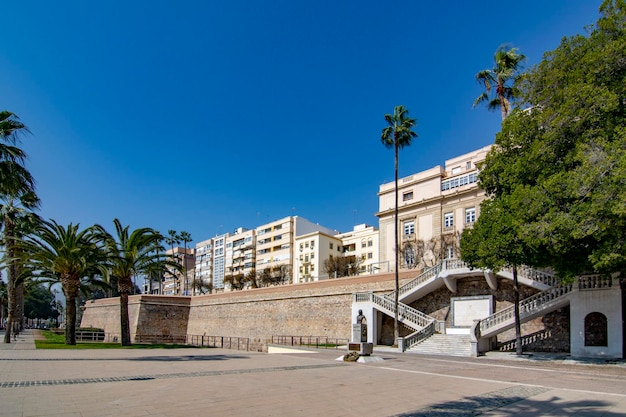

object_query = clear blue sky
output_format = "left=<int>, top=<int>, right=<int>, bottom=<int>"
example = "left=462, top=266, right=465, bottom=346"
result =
left=1, top=0, right=601, bottom=246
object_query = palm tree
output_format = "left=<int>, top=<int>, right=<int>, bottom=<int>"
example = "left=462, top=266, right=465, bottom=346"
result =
left=473, top=46, right=526, bottom=121
left=96, top=219, right=180, bottom=346
left=179, top=230, right=192, bottom=295
left=164, top=230, right=181, bottom=294
left=381, top=105, right=418, bottom=345
left=0, top=111, right=39, bottom=343
left=18, top=220, right=107, bottom=345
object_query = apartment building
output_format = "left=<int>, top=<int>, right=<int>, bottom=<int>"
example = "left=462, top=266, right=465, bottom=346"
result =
left=255, top=216, right=338, bottom=285
left=195, top=238, right=214, bottom=292
left=294, top=231, right=342, bottom=282
left=225, top=227, right=256, bottom=285
left=377, top=145, right=491, bottom=270
left=335, top=224, right=383, bottom=275
left=162, top=246, right=196, bottom=295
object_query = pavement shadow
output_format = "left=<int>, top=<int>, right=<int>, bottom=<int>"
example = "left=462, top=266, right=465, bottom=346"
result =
left=394, top=390, right=620, bottom=416
left=129, top=354, right=250, bottom=361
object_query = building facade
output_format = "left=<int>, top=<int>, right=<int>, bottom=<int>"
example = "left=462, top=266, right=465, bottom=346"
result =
left=377, top=145, right=491, bottom=271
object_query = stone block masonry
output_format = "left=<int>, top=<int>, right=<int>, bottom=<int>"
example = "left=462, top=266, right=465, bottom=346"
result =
left=81, top=271, right=417, bottom=349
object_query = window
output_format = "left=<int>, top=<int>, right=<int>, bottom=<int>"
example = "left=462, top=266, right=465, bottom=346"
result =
left=446, top=246, right=454, bottom=259
left=465, top=207, right=476, bottom=224
left=466, top=161, right=472, bottom=170
left=444, top=212, right=454, bottom=228
left=367, top=252, right=373, bottom=259
left=403, top=191, right=414, bottom=201
left=329, top=243, right=333, bottom=250
left=361, top=240, right=367, bottom=248
left=368, top=239, right=373, bottom=247
left=403, top=220, right=415, bottom=236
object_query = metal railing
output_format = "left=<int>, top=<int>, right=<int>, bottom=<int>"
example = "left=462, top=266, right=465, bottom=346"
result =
left=75, top=331, right=105, bottom=342
left=186, top=334, right=252, bottom=351
left=271, top=335, right=349, bottom=350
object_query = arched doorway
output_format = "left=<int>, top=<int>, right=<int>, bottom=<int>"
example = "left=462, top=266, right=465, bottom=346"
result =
left=584, top=312, right=608, bottom=347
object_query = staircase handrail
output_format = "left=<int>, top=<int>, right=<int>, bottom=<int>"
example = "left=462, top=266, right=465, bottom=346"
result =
left=479, top=282, right=573, bottom=335
left=401, top=320, right=436, bottom=351
left=442, top=258, right=469, bottom=270
left=395, top=263, right=443, bottom=298
left=500, top=265, right=558, bottom=287
left=355, top=292, right=435, bottom=330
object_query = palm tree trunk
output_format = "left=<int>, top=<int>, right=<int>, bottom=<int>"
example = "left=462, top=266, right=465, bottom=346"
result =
left=119, top=276, right=133, bottom=346
left=120, top=293, right=131, bottom=345
left=3, top=223, right=18, bottom=343
left=394, top=140, right=400, bottom=345
left=3, top=280, right=15, bottom=343
left=65, top=293, right=77, bottom=345
left=513, top=265, right=523, bottom=355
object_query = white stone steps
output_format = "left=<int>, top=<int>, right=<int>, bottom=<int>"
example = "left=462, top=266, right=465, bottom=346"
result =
left=407, top=333, right=472, bottom=357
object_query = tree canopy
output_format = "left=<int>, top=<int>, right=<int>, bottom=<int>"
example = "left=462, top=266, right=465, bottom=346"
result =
left=463, top=0, right=626, bottom=279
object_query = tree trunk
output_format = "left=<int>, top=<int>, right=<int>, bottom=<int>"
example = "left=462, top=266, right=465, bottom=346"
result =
left=394, top=139, right=400, bottom=345
left=61, top=276, right=80, bottom=345
left=118, top=275, right=133, bottom=346
left=513, top=265, right=523, bottom=355
left=65, top=293, right=77, bottom=345
left=16, top=281, right=24, bottom=331
left=3, top=278, right=15, bottom=343
left=3, top=224, right=18, bottom=343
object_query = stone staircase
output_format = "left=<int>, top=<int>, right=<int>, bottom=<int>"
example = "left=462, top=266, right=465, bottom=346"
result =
left=407, top=334, right=472, bottom=357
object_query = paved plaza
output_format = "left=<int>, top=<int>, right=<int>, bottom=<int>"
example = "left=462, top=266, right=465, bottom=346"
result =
left=1, top=330, right=626, bottom=416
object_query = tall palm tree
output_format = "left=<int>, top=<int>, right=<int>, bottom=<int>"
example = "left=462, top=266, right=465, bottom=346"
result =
left=473, top=46, right=526, bottom=121
left=18, top=220, right=107, bottom=345
left=96, top=219, right=180, bottom=346
left=179, top=230, right=192, bottom=295
left=0, top=111, right=39, bottom=343
left=164, top=229, right=181, bottom=294
left=381, top=105, right=418, bottom=345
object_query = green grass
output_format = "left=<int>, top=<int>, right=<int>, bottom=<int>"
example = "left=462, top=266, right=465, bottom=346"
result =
left=35, top=330, right=200, bottom=349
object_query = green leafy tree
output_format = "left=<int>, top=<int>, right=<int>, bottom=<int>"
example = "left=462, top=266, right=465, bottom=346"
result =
left=477, top=0, right=626, bottom=279
left=18, top=220, right=107, bottom=344
left=24, top=283, right=57, bottom=324
left=381, top=105, right=418, bottom=344
left=473, top=46, right=526, bottom=121
left=462, top=0, right=626, bottom=354
left=96, top=219, right=182, bottom=346
left=461, top=194, right=531, bottom=355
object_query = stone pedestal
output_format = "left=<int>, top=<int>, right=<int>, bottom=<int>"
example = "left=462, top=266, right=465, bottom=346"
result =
left=352, top=324, right=367, bottom=343
left=347, top=342, right=373, bottom=356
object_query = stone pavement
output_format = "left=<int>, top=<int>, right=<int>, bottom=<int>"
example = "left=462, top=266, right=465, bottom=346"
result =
left=2, top=330, right=626, bottom=417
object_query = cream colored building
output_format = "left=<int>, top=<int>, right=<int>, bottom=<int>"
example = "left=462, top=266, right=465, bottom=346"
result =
left=377, top=145, right=491, bottom=270
left=294, top=231, right=342, bottom=282
left=255, top=216, right=338, bottom=285
left=162, top=247, right=196, bottom=295
left=335, top=224, right=383, bottom=275
left=224, top=227, right=256, bottom=288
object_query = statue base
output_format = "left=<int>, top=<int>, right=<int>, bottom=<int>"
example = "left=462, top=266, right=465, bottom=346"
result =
left=347, top=342, right=373, bottom=356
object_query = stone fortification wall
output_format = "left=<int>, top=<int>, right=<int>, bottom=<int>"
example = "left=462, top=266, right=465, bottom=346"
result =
left=81, top=271, right=416, bottom=347
left=186, top=272, right=414, bottom=345
left=80, top=296, right=191, bottom=343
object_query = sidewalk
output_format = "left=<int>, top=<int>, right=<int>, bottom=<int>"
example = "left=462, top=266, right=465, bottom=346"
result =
left=1, top=331, right=626, bottom=416
left=0, top=329, right=37, bottom=350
